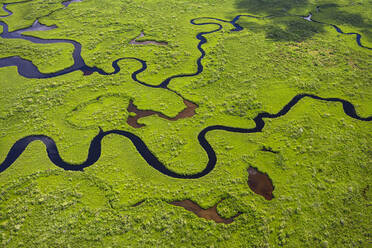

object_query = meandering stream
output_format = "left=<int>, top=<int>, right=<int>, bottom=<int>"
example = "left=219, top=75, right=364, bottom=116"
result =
left=302, top=11, right=372, bottom=50
left=0, top=94, right=370, bottom=177
left=1, top=3, right=369, bottom=82
left=0, top=4, right=12, bottom=18
left=0, top=3, right=371, bottom=181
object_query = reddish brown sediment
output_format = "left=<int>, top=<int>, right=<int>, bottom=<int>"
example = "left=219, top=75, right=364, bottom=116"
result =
left=170, top=199, right=242, bottom=224
left=247, top=166, right=274, bottom=200
left=130, top=32, right=168, bottom=46
left=127, top=99, right=197, bottom=128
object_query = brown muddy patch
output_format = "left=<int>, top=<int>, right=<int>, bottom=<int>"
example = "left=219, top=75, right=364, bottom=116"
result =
left=130, top=32, right=168, bottom=46
left=127, top=99, right=197, bottom=128
left=170, top=199, right=241, bottom=224
left=248, top=166, right=274, bottom=200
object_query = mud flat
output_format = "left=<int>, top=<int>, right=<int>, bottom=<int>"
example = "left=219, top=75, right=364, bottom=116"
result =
left=127, top=99, right=197, bottom=128
left=170, top=199, right=241, bottom=224
left=247, top=167, right=274, bottom=200
left=130, top=32, right=168, bottom=46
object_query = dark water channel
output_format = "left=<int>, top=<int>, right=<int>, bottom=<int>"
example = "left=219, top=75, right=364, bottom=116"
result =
left=0, top=4, right=12, bottom=18
left=0, top=94, right=370, bottom=178
left=302, top=11, right=372, bottom=50
left=62, top=0, right=82, bottom=8
left=0, top=3, right=371, bottom=203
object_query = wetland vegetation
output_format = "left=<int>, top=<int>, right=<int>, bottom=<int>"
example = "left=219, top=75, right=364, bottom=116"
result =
left=0, top=0, right=371, bottom=247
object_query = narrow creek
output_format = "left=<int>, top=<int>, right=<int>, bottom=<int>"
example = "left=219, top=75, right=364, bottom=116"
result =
left=1, top=94, right=370, bottom=178
left=0, top=4, right=12, bottom=18
left=302, top=11, right=372, bottom=50
left=0, top=3, right=371, bottom=204
left=62, top=0, right=82, bottom=8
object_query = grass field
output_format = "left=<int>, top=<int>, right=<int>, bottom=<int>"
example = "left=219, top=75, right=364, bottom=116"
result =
left=0, top=0, right=371, bottom=247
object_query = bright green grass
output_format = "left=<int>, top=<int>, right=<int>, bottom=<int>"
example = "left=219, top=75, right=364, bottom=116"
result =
left=0, top=36, right=74, bottom=73
left=0, top=0, right=371, bottom=247
left=0, top=0, right=65, bottom=31
left=0, top=7, right=7, bottom=16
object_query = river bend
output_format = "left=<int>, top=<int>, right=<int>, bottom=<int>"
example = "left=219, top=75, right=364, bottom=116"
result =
left=0, top=94, right=370, bottom=177
left=0, top=4, right=371, bottom=177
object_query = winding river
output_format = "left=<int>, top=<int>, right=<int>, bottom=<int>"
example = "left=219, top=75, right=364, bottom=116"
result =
left=0, top=3, right=369, bottom=82
left=302, top=11, right=372, bottom=50
left=0, top=3, right=371, bottom=178
left=0, top=4, right=12, bottom=18
left=0, top=94, right=371, bottom=177
left=0, top=2, right=228, bottom=91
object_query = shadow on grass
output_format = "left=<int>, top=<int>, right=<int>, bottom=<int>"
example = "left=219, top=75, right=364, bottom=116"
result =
left=233, top=0, right=372, bottom=43
left=235, top=0, right=309, bottom=15
left=317, top=3, right=371, bottom=27
left=233, top=0, right=323, bottom=42
left=236, top=18, right=324, bottom=42
left=316, top=3, right=372, bottom=41
left=266, top=19, right=324, bottom=42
